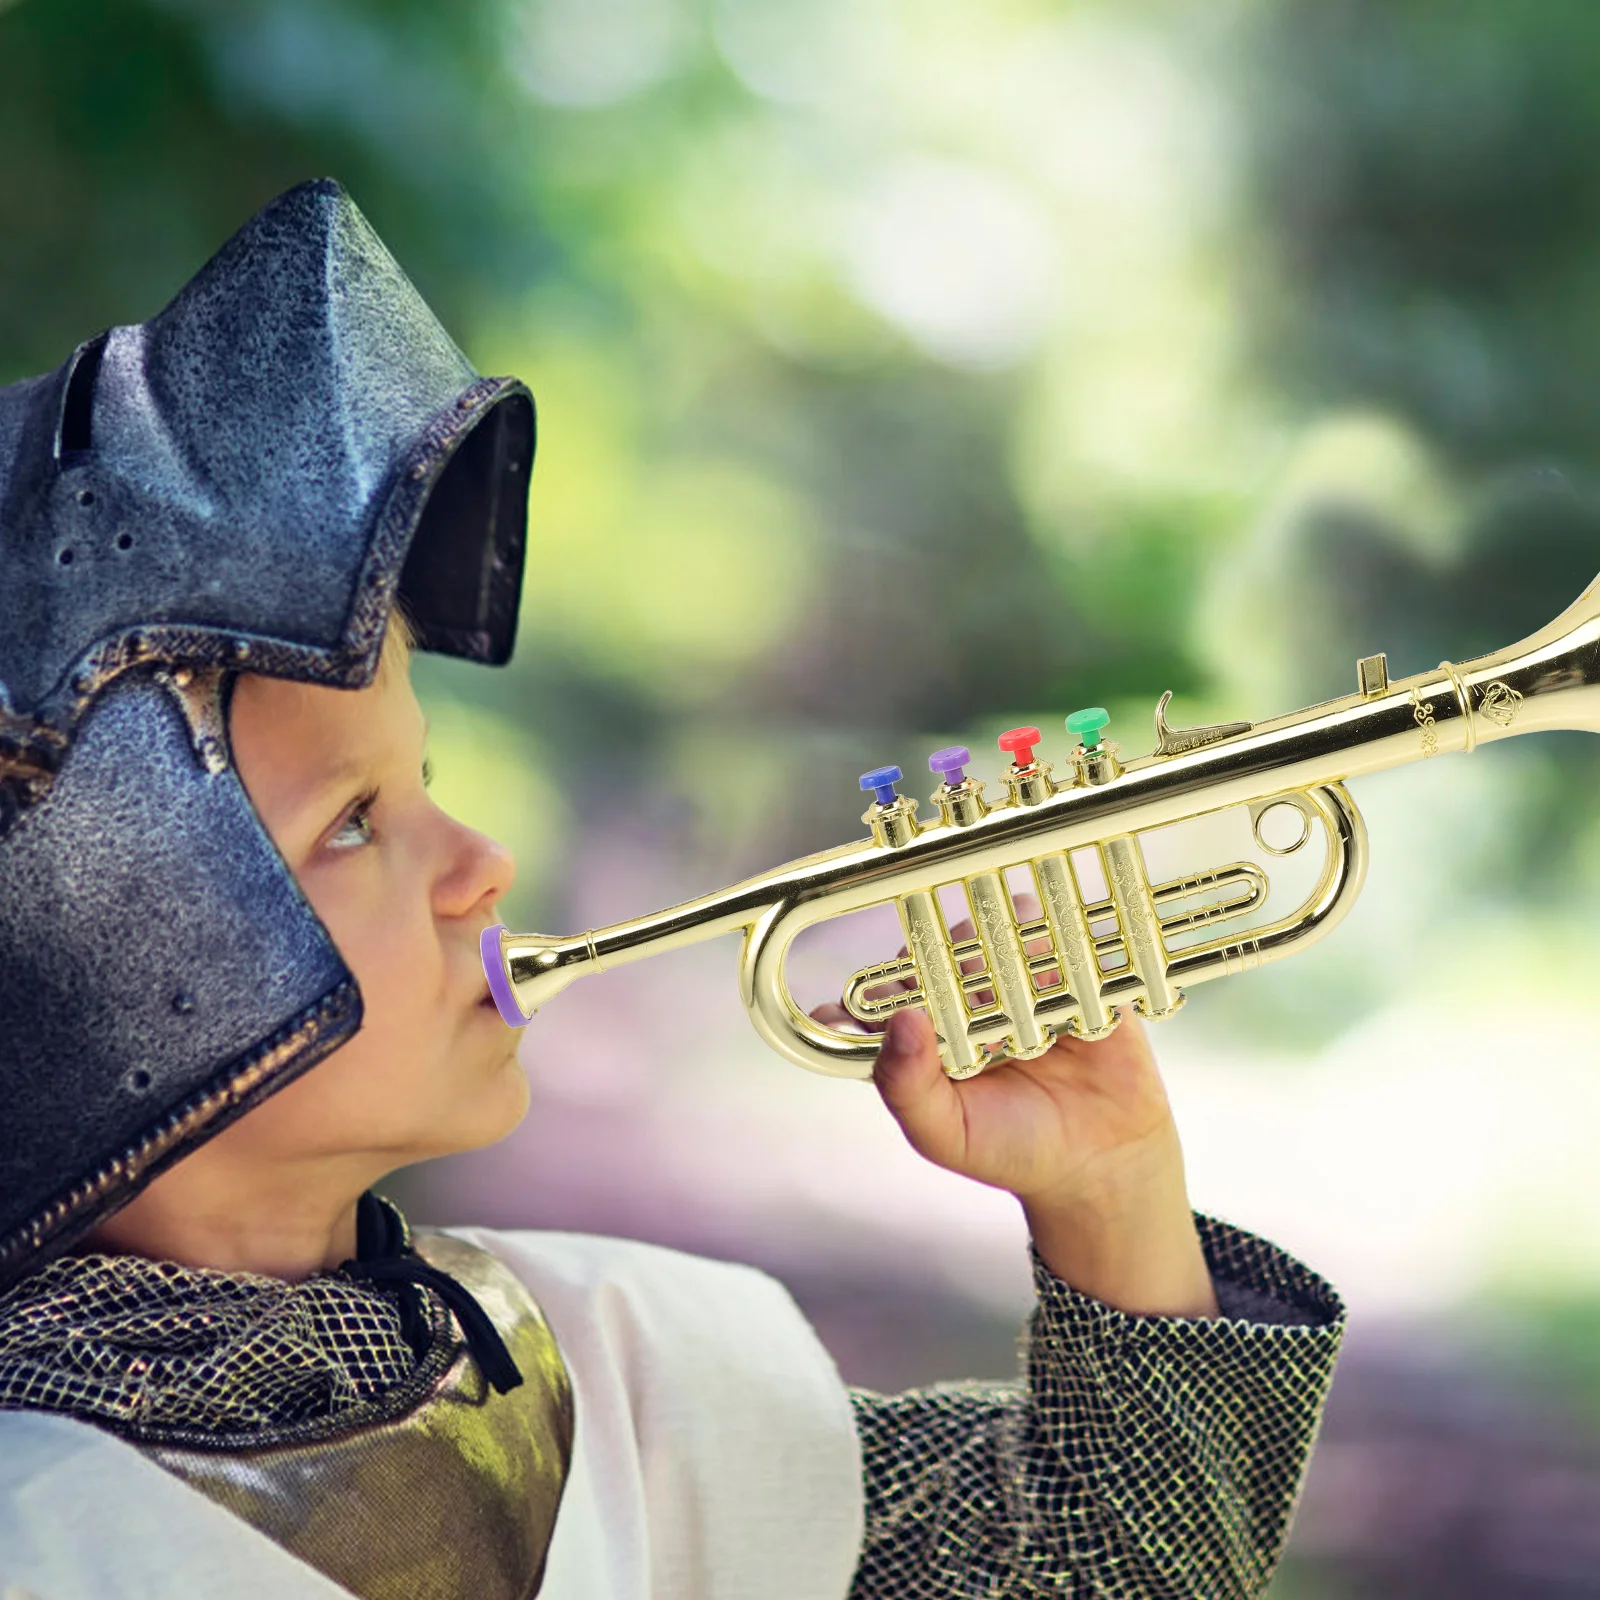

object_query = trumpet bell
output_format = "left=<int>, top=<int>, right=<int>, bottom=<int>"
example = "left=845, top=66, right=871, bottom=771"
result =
left=482, top=567, right=1600, bottom=1080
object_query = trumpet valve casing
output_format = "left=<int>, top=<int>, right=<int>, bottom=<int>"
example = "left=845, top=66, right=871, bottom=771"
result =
left=933, top=777, right=989, bottom=829
left=1070, top=737, right=1184, bottom=1019
left=863, top=794, right=921, bottom=849
left=976, top=747, right=1058, bottom=1058
left=1000, top=763, right=1055, bottom=807
left=1074, top=742, right=1125, bottom=787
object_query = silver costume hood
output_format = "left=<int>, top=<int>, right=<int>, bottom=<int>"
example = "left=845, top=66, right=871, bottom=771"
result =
left=0, top=179, right=534, bottom=1286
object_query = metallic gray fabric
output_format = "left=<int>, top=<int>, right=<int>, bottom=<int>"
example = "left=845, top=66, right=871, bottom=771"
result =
left=0, top=180, right=534, bottom=1287
left=0, top=1239, right=422, bottom=1436
left=0, top=1208, right=1337, bottom=1596
left=0, top=178, right=532, bottom=741
left=848, top=1215, right=1346, bottom=1600
left=0, top=1224, right=574, bottom=1600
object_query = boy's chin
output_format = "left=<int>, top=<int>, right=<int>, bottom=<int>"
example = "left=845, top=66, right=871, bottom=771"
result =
left=421, top=1057, right=532, bottom=1160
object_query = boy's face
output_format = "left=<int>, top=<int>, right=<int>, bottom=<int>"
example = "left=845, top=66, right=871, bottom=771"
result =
left=220, top=648, right=529, bottom=1170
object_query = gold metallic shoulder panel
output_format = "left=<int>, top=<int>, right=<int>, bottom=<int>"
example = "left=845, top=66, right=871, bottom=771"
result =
left=146, top=1234, right=573, bottom=1600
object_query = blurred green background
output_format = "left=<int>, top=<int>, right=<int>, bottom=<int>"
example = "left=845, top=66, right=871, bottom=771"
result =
left=11, top=0, right=1600, bottom=1590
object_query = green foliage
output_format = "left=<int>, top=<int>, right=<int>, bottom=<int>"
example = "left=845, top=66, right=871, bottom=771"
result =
left=7, top=0, right=1600, bottom=1027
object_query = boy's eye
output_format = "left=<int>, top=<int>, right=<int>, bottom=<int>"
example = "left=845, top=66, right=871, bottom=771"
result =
left=324, top=759, right=425, bottom=854
left=327, top=793, right=378, bottom=852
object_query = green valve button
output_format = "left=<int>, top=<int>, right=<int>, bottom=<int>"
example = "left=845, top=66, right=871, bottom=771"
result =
left=1066, top=707, right=1110, bottom=750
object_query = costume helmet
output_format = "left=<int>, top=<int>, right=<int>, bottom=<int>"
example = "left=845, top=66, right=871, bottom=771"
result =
left=0, top=179, right=533, bottom=1287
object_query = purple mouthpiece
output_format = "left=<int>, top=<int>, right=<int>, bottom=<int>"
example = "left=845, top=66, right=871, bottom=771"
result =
left=928, top=745, right=971, bottom=786
left=480, top=924, right=531, bottom=1027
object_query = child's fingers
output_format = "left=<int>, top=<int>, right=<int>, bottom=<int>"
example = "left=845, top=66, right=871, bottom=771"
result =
left=873, top=1008, right=965, bottom=1165
left=808, top=1000, right=883, bottom=1036
left=860, top=891, right=1055, bottom=1052
left=945, top=896, right=1057, bottom=996
left=945, top=913, right=992, bottom=1004
left=1010, top=891, right=1057, bottom=968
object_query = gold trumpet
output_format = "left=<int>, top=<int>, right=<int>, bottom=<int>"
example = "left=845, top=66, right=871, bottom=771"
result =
left=482, top=572, right=1600, bottom=1080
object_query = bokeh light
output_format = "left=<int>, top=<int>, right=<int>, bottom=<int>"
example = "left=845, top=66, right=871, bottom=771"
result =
left=9, top=0, right=1600, bottom=1589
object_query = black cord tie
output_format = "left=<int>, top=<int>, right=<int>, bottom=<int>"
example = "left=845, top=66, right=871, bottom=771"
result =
left=344, top=1254, right=524, bottom=1395
left=341, top=1192, right=523, bottom=1395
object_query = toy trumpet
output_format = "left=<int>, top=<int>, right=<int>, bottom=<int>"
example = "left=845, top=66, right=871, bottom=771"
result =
left=483, top=571, right=1600, bottom=1080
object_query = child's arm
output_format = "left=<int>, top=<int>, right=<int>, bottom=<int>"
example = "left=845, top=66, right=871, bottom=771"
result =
left=847, top=1214, right=1342, bottom=1599
left=826, top=989, right=1343, bottom=1597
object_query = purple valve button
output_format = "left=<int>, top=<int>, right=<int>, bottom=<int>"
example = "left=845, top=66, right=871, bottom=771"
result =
left=928, top=745, right=971, bottom=786
left=859, top=765, right=903, bottom=807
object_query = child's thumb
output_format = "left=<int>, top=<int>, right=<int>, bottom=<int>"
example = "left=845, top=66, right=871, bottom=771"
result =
left=873, top=1009, right=962, bottom=1160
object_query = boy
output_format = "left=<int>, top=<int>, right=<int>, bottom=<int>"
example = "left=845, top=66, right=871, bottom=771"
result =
left=0, top=180, right=1343, bottom=1599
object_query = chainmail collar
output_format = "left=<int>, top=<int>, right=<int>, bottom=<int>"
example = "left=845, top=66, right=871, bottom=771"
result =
left=0, top=1193, right=512, bottom=1444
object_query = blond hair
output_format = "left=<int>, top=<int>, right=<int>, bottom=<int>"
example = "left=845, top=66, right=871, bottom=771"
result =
left=375, top=602, right=416, bottom=683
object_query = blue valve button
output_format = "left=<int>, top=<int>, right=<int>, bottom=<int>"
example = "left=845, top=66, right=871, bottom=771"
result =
left=1066, top=708, right=1110, bottom=750
left=859, top=765, right=903, bottom=807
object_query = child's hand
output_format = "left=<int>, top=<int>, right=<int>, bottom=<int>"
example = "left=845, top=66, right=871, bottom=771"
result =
left=813, top=899, right=1219, bottom=1318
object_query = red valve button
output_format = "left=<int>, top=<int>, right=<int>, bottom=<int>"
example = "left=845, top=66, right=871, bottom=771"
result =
left=998, top=726, right=1042, bottom=767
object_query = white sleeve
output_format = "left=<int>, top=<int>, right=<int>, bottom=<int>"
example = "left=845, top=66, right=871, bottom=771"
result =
left=443, top=1228, right=864, bottom=1600
left=0, top=1410, right=351, bottom=1599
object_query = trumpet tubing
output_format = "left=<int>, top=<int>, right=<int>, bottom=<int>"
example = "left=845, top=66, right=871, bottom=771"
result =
left=483, top=572, right=1600, bottom=1080
left=842, top=860, right=1271, bottom=1032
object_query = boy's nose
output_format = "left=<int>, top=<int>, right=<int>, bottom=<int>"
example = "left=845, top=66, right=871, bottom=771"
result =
left=437, top=817, right=517, bottom=918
